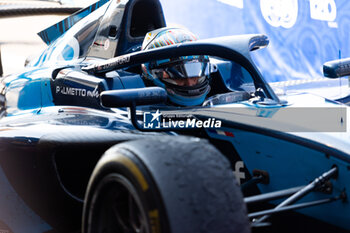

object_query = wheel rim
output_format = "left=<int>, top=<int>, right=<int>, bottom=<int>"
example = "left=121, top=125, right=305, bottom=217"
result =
left=90, top=174, right=150, bottom=233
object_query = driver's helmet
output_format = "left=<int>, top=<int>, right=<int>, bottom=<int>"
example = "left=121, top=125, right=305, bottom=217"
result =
left=141, top=27, right=211, bottom=106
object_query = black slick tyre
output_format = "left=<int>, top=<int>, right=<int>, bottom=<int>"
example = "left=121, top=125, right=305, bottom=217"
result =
left=83, top=136, right=250, bottom=233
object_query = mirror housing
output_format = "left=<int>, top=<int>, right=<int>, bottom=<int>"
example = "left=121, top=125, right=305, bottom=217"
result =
left=100, top=87, right=167, bottom=108
left=323, top=57, right=350, bottom=78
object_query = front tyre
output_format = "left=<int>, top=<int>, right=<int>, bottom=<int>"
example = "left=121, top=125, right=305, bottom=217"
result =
left=83, top=136, right=250, bottom=233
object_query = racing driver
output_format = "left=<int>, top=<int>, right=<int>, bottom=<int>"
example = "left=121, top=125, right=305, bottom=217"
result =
left=141, top=27, right=211, bottom=106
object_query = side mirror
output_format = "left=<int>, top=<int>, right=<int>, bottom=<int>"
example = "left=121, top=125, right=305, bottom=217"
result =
left=323, top=57, right=350, bottom=78
left=100, top=87, right=167, bottom=108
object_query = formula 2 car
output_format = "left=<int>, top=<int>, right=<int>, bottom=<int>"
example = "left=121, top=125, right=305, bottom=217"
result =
left=0, top=0, right=349, bottom=232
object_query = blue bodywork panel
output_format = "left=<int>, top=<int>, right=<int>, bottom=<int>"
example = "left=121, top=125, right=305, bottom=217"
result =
left=207, top=127, right=350, bottom=229
left=38, top=0, right=110, bottom=45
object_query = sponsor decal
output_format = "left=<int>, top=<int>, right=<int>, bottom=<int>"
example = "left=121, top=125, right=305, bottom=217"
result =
left=149, top=210, right=161, bottom=233
left=260, top=0, right=298, bottom=28
left=104, top=39, right=110, bottom=50
left=99, top=55, right=131, bottom=71
left=309, top=0, right=337, bottom=22
left=233, top=161, right=246, bottom=185
left=143, top=110, right=222, bottom=129
left=112, top=55, right=131, bottom=65
left=55, top=86, right=99, bottom=98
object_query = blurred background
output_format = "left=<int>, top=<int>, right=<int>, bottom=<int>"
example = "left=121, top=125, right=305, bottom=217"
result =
left=0, top=0, right=95, bottom=75
left=160, top=0, right=350, bottom=100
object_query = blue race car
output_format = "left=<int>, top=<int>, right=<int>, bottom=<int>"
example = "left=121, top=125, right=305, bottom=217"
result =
left=0, top=0, right=349, bottom=232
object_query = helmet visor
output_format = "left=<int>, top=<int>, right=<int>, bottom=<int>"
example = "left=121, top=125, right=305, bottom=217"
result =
left=152, top=60, right=210, bottom=87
